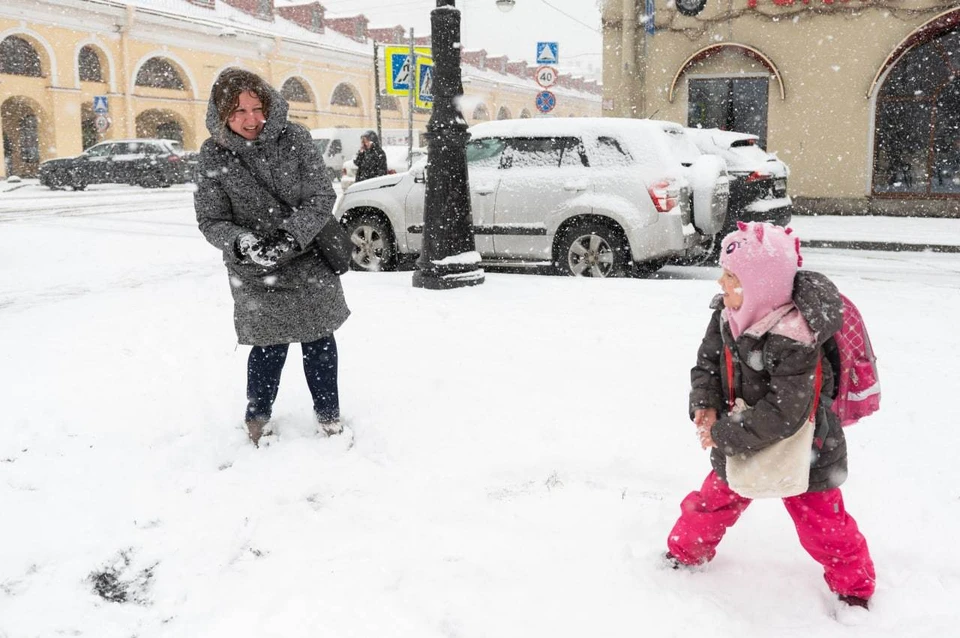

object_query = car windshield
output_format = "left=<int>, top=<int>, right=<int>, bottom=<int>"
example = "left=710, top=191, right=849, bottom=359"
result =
left=84, top=144, right=112, bottom=157
left=466, top=138, right=506, bottom=167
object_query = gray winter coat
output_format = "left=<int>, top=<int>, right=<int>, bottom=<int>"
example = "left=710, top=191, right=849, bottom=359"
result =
left=194, top=86, right=349, bottom=346
left=689, top=271, right=847, bottom=493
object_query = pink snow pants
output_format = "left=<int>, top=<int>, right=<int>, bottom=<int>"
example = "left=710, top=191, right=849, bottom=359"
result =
left=667, top=471, right=876, bottom=599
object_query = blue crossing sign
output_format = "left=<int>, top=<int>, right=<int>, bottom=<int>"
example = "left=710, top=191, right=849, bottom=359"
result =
left=535, top=90, right=556, bottom=114
left=536, top=42, right=559, bottom=65
left=93, top=95, right=109, bottom=114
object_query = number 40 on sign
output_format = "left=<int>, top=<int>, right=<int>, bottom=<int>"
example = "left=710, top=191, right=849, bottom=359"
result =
left=536, top=65, right=558, bottom=89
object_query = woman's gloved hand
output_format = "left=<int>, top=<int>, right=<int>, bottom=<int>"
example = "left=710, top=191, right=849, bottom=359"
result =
left=236, top=230, right=297, bottom=268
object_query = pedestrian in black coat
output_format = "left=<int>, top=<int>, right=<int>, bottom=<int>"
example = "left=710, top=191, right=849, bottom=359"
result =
left=354, top=130, right=388, bottom=183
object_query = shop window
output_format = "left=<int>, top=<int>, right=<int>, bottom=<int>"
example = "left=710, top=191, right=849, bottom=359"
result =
left=687, top=77, right=769, bottom=148
left=79, top=46, right=104, bottom=83
left=331, top=83, right=359, bottom=107
left=281, top=77, right=311, bottom=103
left=0, top=36, right=42, bottom=77
left=874, top=30, right=960, bottom=196
left=135, top=58, right=186, bottom=90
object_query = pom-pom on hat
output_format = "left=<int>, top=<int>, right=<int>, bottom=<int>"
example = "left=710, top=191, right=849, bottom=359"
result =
left=719, top=221, right=803, bottom=339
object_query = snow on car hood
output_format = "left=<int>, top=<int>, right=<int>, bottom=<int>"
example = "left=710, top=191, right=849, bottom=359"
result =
left=342, top=172, right=407, bottom=194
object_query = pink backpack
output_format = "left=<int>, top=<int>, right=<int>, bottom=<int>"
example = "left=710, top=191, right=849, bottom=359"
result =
left=828, top=294, right=880, bottom=426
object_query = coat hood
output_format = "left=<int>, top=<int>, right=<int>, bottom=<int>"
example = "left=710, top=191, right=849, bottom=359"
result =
left=792, top=270, right=843, bottom=346
left=204, top=77, right=289, bottom=154
left=361, top=130, right=381, bottom=147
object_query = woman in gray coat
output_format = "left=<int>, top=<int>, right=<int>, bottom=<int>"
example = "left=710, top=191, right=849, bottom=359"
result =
left=195, top=68, right=350, bottom=447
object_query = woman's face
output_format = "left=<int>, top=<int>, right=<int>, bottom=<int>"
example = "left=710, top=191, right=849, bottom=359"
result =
left=227, top=91, right=266, bottom=140
left=718, top=269, right=743, bottom=310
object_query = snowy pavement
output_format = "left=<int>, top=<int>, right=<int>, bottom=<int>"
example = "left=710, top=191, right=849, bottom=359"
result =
left=1, top=182, right=960, bottom=637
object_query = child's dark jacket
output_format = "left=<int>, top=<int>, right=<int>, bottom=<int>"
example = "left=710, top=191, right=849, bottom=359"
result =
left=690, top=271, right=848, bottom=493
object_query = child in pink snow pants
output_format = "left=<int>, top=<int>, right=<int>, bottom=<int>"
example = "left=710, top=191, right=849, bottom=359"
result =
left=666, top=222, right=876, bottom=609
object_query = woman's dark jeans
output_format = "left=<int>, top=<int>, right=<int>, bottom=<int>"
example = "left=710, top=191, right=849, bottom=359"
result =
left=245, top=334, right=339, bottom=424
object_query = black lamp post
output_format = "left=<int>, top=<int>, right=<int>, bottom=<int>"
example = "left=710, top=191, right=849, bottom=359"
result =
left=412, top=0, right=486, bottom=290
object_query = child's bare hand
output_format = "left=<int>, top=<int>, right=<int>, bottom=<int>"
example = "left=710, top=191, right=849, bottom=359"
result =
left=693, top=408, right=717, bottom=429
left=697, top=425, right=716, bottom=449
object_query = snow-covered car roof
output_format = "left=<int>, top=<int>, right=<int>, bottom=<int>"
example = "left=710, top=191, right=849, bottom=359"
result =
left=468, top=118, right=702, bottom=174
left=686, top=127, right=787, bottom=176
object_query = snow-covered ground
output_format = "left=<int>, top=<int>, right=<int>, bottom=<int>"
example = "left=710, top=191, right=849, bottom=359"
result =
left=1, top=184, right=959, bottom=637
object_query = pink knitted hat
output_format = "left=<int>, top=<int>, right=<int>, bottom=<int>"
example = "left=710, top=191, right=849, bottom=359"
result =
left=719, top=221, right=803, bottom=340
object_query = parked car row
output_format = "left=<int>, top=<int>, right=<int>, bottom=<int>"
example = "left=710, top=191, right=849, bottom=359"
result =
left=335, top=118, right=732, bottom=277
left=39, top=139, right=198, bottom=190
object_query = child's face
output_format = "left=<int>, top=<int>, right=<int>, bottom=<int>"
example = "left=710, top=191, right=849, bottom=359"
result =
left=718, top=269, right=743, bottom=310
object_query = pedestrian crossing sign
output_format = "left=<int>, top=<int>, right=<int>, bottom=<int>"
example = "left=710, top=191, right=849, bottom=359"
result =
left=414, top=57, right=434, bottom=110
left=93, top=95, right=109, bottom=114
left=384, top=45, right=433, bottom=96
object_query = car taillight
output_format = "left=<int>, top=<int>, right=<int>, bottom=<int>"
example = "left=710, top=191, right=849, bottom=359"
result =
left=647, top=180, right=678, bottom=213
left=166, top=154, right=180, bottom=162
left=387, top=169, right=396, bottom=175
left=342, top=168, right=347, bottom=177
left=746, top=171, right=771, bottom=182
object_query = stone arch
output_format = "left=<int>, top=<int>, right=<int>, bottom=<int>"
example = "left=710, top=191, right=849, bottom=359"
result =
left=73, top=39, right=117, bottom=91
left=668, top=42, right=784, bottom=103
left=135, top=109, right=194, bottom=148
left=496, top=105, right=512, bottom=120
left=130, top=52, right=198, bottom=99
left=330, top=82, right=362, bottom=109
left=0, top=28, right=58, bottom=82
left=472, top=104, right=490, bottom=121
left=279, top=74, right=316, bottom=106
left=1, top=96, right=51, bottom=177
left=870, top=16, right=960, bottom=196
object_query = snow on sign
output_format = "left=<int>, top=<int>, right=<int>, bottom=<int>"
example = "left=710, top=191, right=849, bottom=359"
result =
left=535, top=90, right=556, bottom=114
left=536, top=66, right=558, bottom=89
left=384, top=45, right=432, bottom=96
left=536, top=42, right=559, bottom=65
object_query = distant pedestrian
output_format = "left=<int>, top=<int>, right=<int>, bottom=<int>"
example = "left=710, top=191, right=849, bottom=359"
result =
left=353, top=130, right=388, bottom=183
left=664, top=221, right=876, bottom=610
left=194, top=68, right=350, bottom=447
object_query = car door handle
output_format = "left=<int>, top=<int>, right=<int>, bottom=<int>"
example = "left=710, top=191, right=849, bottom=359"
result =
left=563, top=183, right=587, bottom=192
left=476, top=188, right=495, bottom=195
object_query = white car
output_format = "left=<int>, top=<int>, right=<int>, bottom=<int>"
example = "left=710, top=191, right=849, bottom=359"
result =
left=335, top=118, right=730, bottom=277
left=340, top=145, right=427, bottom=190
left=685, top=127, right=792, bottom=236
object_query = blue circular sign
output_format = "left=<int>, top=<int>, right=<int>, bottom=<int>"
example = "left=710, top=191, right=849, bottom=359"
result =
left=535, top=90, right=556, bottom=113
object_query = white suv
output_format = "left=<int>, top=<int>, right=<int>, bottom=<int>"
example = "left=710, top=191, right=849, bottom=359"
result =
left=335, top=118, right=730, bottom=277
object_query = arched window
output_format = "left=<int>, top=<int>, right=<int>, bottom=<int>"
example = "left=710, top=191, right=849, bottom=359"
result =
left=135, top=58, right=186, bottom=90
left=380, top=94, right=400, bottom=111
left=331, top=83, right=359, bottom=107
left=497, top=106, right=511, bottom=120
left=874, top=28, right=960, bottom=195
left=0, top=36, right=42, bottom=77
left=473, top=104, right=490, bottom=121
left=281, top=77, right=311, bottom=103
left=520, top=109, right=532, bottom=119
left=78, top=46, right=104, bottom=83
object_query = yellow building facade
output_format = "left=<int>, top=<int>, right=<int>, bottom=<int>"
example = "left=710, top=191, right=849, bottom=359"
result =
left=1, top=0, right=601, bottom=178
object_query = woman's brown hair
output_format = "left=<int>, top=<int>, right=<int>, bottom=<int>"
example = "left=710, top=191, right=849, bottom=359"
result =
left=211, top=68, right=273, bottom=133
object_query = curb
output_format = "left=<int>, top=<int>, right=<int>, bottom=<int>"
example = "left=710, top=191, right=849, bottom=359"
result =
left=804, top=239, right=960, bottom=254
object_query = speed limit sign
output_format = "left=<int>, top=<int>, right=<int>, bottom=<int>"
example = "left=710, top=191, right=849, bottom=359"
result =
left=536, top=65, right=558, bottom=89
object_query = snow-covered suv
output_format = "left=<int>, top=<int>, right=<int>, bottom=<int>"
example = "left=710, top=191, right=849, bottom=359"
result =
left=335, top=118, right=730, bottom=277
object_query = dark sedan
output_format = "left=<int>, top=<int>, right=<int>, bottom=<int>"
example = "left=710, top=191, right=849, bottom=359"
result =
left=39, top=139, right=197, bottom=190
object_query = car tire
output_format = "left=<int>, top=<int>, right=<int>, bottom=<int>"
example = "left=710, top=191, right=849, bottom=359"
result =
left=343, top=212, right=397, bottom=272
left=554, top=219, right=631, bottom=278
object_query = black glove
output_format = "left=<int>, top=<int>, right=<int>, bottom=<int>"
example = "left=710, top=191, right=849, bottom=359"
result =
left=236, top=230, right=296, bottom=268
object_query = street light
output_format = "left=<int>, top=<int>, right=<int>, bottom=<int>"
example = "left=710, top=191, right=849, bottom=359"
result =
left=413, top=0, right=490, bottom=290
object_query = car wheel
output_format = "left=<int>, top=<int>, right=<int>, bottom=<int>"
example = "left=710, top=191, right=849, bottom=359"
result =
left=555, top=220, right=630, bottom=278
left=344, top=213, right=397, bottom=272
